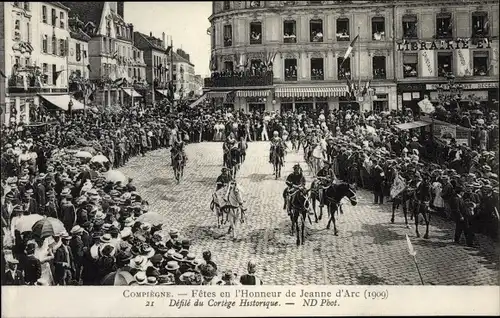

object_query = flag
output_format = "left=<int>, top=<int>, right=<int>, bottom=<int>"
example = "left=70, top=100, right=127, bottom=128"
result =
left=418, top=97, right=435, bottom=114
left=340, top=34, right=359, bottom=68
left=390, top=174, right=406, bottom=199
left=406, top=234, right=416, bottom=257
left=0, top=70, right=6, bottom=78
left=113, top=77, right=125, bottom=88
left=54, top=70, right=65, bottom=81
left=362, top=80, right=370, bottom=95
left=112, top=50, right=118, bottom=59
left=166, top=46, right=172, bottom=54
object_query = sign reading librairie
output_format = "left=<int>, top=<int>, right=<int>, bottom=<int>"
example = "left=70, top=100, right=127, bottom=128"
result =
left=397, top=38, right=492, bottom=51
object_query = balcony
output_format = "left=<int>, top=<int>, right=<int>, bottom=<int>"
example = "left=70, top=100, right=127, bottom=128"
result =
left=204, top=71, right=273, bottom=88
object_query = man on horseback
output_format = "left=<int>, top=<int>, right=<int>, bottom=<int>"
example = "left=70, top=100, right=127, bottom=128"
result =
left=315, top=160, right=337, bottom=208
left=283, top=164, right=306, bottom=215
left=171, top=139, right=187, bottom=166
left=216, top=167, right=232, bottom=191
left=223, top=134, right=237, bottom=166
left=269, top=131, right=285, bottom=164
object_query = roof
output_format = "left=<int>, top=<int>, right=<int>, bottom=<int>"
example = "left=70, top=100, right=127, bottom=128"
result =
left=173, top=52, right=194, bottom=66
left=70, top=29, right=91, bottom=42
left=394, top=121, right=432, bottom=130
left=64, top=2, right=106, bottom=30
left=49, top=2, right=71, bottom=11
left=134, top=32, right=168, bottom=53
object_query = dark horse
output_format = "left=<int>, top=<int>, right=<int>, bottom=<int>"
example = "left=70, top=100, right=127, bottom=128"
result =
left=288, top=186, right=312, bottom=246
left=412, top=177, right=433, bottom=239
left=314, top=182, right=358, bottom=235
left=224, top=147, right=241, bottom=179
left=271, top=143, right=285, bottom=179
left=238, top=138, right=248, bottom=163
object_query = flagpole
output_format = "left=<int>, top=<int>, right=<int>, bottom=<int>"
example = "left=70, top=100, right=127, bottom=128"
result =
left=412, top=256, right=425, bottom=285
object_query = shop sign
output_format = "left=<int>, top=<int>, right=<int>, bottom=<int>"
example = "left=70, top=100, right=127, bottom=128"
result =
left=426, top=82, right=498, bottom=90
left=397, top=38, right=492, bottom=51
left=397, top=83, right=425, bottom=92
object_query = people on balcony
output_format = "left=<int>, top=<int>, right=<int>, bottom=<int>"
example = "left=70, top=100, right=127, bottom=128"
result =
left=373, top=30, right=385, bottom=41
left=250, top=31, right=261, bottom=42
left=311, top=68, right=324, bottom=79
left=403, top=64, right=417, bottom=77
left=473, top=66, right=488, bottom=76
left=311, top=30, right=323, bottom=42
left=283, top=33, right=296, bottom=42
left=337, top=29, right=350, bottom=40
left=373, top=68, right=386, bottom=79
left=338, top=69, right=351, bottom=79
left=285, top=66, right=297, bottom=80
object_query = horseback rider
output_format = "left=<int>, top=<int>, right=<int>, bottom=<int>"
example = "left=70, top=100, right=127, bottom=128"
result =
left=216, top=167, right=233, bottom=191
left=315, top=160, right=337, bottom=208
left=283, top=164, right=306, bottom=214
left=223, top=133, right=237, bottom=166
left=171, top=139, right=187, bottom=166
left=269, top=131, right=285, bottom=163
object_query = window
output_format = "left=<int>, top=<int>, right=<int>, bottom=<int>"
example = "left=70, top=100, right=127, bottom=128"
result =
left=52, top=64, right=57, bottom=85
left=223, top=1, right=230, bottom=10
left=285, top=59, right=297, bottom=81
left=283, top=20, right=296, bottom=43
left=250, top=22, right=262, bottom=44
left=59, top=39, right=65, bottom=56
left=52, top=36, right=57, bottom=55
left=473, top=51, right=489, bottom=76
left=472, top=12, right=489, bottom=37
left=373, top=95, right=388, bottom=112
left=403, top=54, right=418, bottom=78
left=310, top=58, right=324, bottom=80
left=437, top=52, right=452, bottom=77
left=24, top=57, right=31, bottom=67
left=60, top=12, right=65, bottom=29
left=76, top=43, right=81, bottom=61
left=27, top=22, right=30, bottom=42
left=42, top=35, right=48, bottom=53
left=223, top=61, right=234, bottom=71
left=51, top=9, right=57, bottom=26
left=336, top=18, right=350, bottom=41
left=436, top=13, right=452, bottom=39
left=23, top=2, right=29, bottom=11
left=13, top=20, right=21, bottom=40
left=42, top=63, right=48, bottom=84
left=372, top=17, right=385, bottom=41
left=223, top=25, right=232, bottom=47
left=402, top=15, right=418, bottom=39
left=372, top=56, right=386, bottom=79
left=250, top=1, right=261, bottom=7
left=310, top=19, right=323, bottom=42
left=42, top=5, right=47, bottom=23
left=338, top=57, right=351, bottom=79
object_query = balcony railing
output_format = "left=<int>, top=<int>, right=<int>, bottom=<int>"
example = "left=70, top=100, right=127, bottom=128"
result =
left=204, top=71, right=273, bottom=88
left=311, top=74, right=324, bottom=81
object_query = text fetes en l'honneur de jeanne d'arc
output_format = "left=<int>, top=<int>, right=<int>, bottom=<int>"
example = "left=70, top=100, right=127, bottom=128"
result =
left=122, top=288, right=388, bottom=309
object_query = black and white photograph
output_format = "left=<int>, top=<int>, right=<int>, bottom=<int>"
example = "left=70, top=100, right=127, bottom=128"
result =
left=1, top=0, right=499, bottom=309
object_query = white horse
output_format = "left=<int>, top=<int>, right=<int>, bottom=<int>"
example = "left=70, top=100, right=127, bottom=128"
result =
left=210, top=181, right=245, bottom=239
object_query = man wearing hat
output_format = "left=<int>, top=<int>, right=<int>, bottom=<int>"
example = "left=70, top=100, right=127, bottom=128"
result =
left=60, top=192, right=77, bottom=233
left=35, top=174, right=47, bottom=216
left=21, top=188, right=38, bottom=215
left=146, top=254, right=164, bottom=277
left=450, top=185, right=475, bottom=247
left=179, top=239, right=190, bottom=258
left=239, top=260, right=263, bottom=285
left=1, top=192, right=16, bottom=229
left=216, top=167, right=232, bottom=191
left=2, top=256, right=25, bottom=285
left=23, top=242, right=42, bottom=285
left=283, top=163, right=306, bottom=213
left=70, top=225, right=85, bottom=282
left=314, top=160, right=336, bottom=208
left=54, top=233, right=75, bottom=285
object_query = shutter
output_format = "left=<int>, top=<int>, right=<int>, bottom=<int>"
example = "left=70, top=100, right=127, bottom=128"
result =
left=420, top=13, right=434, bottom=39
left=455, top=12, right=469, bottom=38
left=41, top=34, right=44, bottom=53
left=492, top=10, right=499, bottom=38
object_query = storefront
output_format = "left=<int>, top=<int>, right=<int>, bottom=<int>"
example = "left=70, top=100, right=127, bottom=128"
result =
left=3, top=95, right=38, bottom=126
left=425, top=81, right=499, bottom=109
left=397, top=83, right=426, bottom=114
left=274, top=86, right=348, bottom=111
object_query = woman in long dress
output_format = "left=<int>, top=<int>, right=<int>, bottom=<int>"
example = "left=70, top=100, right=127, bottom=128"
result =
left=33, top=236, right=56, bottom=285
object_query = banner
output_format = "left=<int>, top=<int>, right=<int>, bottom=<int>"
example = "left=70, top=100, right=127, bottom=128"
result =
left=390, top=174, right=406, bottom=199
left=419, top=50, right=435, bottom=77
left=456, top=49, right=471, bottom=77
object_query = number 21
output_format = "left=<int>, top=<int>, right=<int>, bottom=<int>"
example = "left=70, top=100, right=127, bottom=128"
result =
left=146, top=301, right=155, bottom=307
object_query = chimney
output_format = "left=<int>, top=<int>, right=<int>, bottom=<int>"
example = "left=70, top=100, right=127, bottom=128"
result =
left=162, top=32, right=166, bottom=46
left=150, top=32, right=152, bottom=37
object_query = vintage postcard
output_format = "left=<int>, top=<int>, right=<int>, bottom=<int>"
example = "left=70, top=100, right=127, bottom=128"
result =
left=1, top=0, right=499, bottom=317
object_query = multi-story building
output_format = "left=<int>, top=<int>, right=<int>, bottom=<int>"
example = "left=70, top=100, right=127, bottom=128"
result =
left=68, top=24, right=91, bottom=98
left=65, top=2, right=141, bottom=107
left=394, top=0, right=498, bottom=113
left=133, top=31, right=170, bottom=104
left=206, top=0, right=499, bottom=113
left=194, top=74, right=204, bottom=96
left=172, top=49, right=196, bottom=99
left=1, top=1, right=74, bottom=125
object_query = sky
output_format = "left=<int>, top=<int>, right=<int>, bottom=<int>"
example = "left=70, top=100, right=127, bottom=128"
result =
left=124, top=2, right=212, bottom=77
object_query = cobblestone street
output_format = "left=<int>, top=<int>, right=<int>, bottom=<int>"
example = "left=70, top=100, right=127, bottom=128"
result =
left=120, top=142, right=499, bottom=285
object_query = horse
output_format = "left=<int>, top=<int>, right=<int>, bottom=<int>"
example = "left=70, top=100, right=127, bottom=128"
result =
left=210, top=181, right=245, bottom=239
left=171, top=149, right=185, bottom=184
left=412, top=178, right=433, bottom=239
left=319, top=182, right=358, bottom=235
left=238, top=139, right=248, bottom=163
left=271, top=143, right=285, bottom=179
left=308, top=177, right=330, bottom=223
left=287, top=186, right=312, bottom=246
left=224, top=147, right=241, bottom=179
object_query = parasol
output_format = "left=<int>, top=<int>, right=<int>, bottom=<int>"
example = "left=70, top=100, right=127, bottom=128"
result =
left=32, top=217, right=66, bottom=239
left=91, top=154, right=109, bottom=163
left=471, top=109, right=483, bottom=115
left=75, top=151, right=93, bottom=159
left=105, top=170, right=128, bottom=184
left=15, top=214, right=45, bottom=233
left=101, top=270, right=136, bottom=286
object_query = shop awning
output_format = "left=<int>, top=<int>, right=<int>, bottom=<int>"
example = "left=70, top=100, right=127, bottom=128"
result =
left=123, top=88, right=142, bottom=98
left=39, top=94, right=85, bottom=111
left=394, top=121, right=432, bottom=130
left=236, top=90, right=270, bottom=98
left=276, top=86, right=347, bottom=98
left=189, top=94, right=207, bottom=108
left=206, top=91, right=231, bottom=98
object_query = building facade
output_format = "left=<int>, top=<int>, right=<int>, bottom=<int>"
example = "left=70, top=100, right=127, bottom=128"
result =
left=68, top=28, right=91, bottom=97
left=172, top=49, right=197, bottom=99
left=1, top=1, right=71, bottom=126
left=206, top=0, right=499, bottom=113
left=194, top=74, right=204, bottom=96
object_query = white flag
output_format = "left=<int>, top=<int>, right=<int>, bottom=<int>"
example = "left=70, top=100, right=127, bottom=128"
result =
left=406, top=234, right=416, bottom=257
